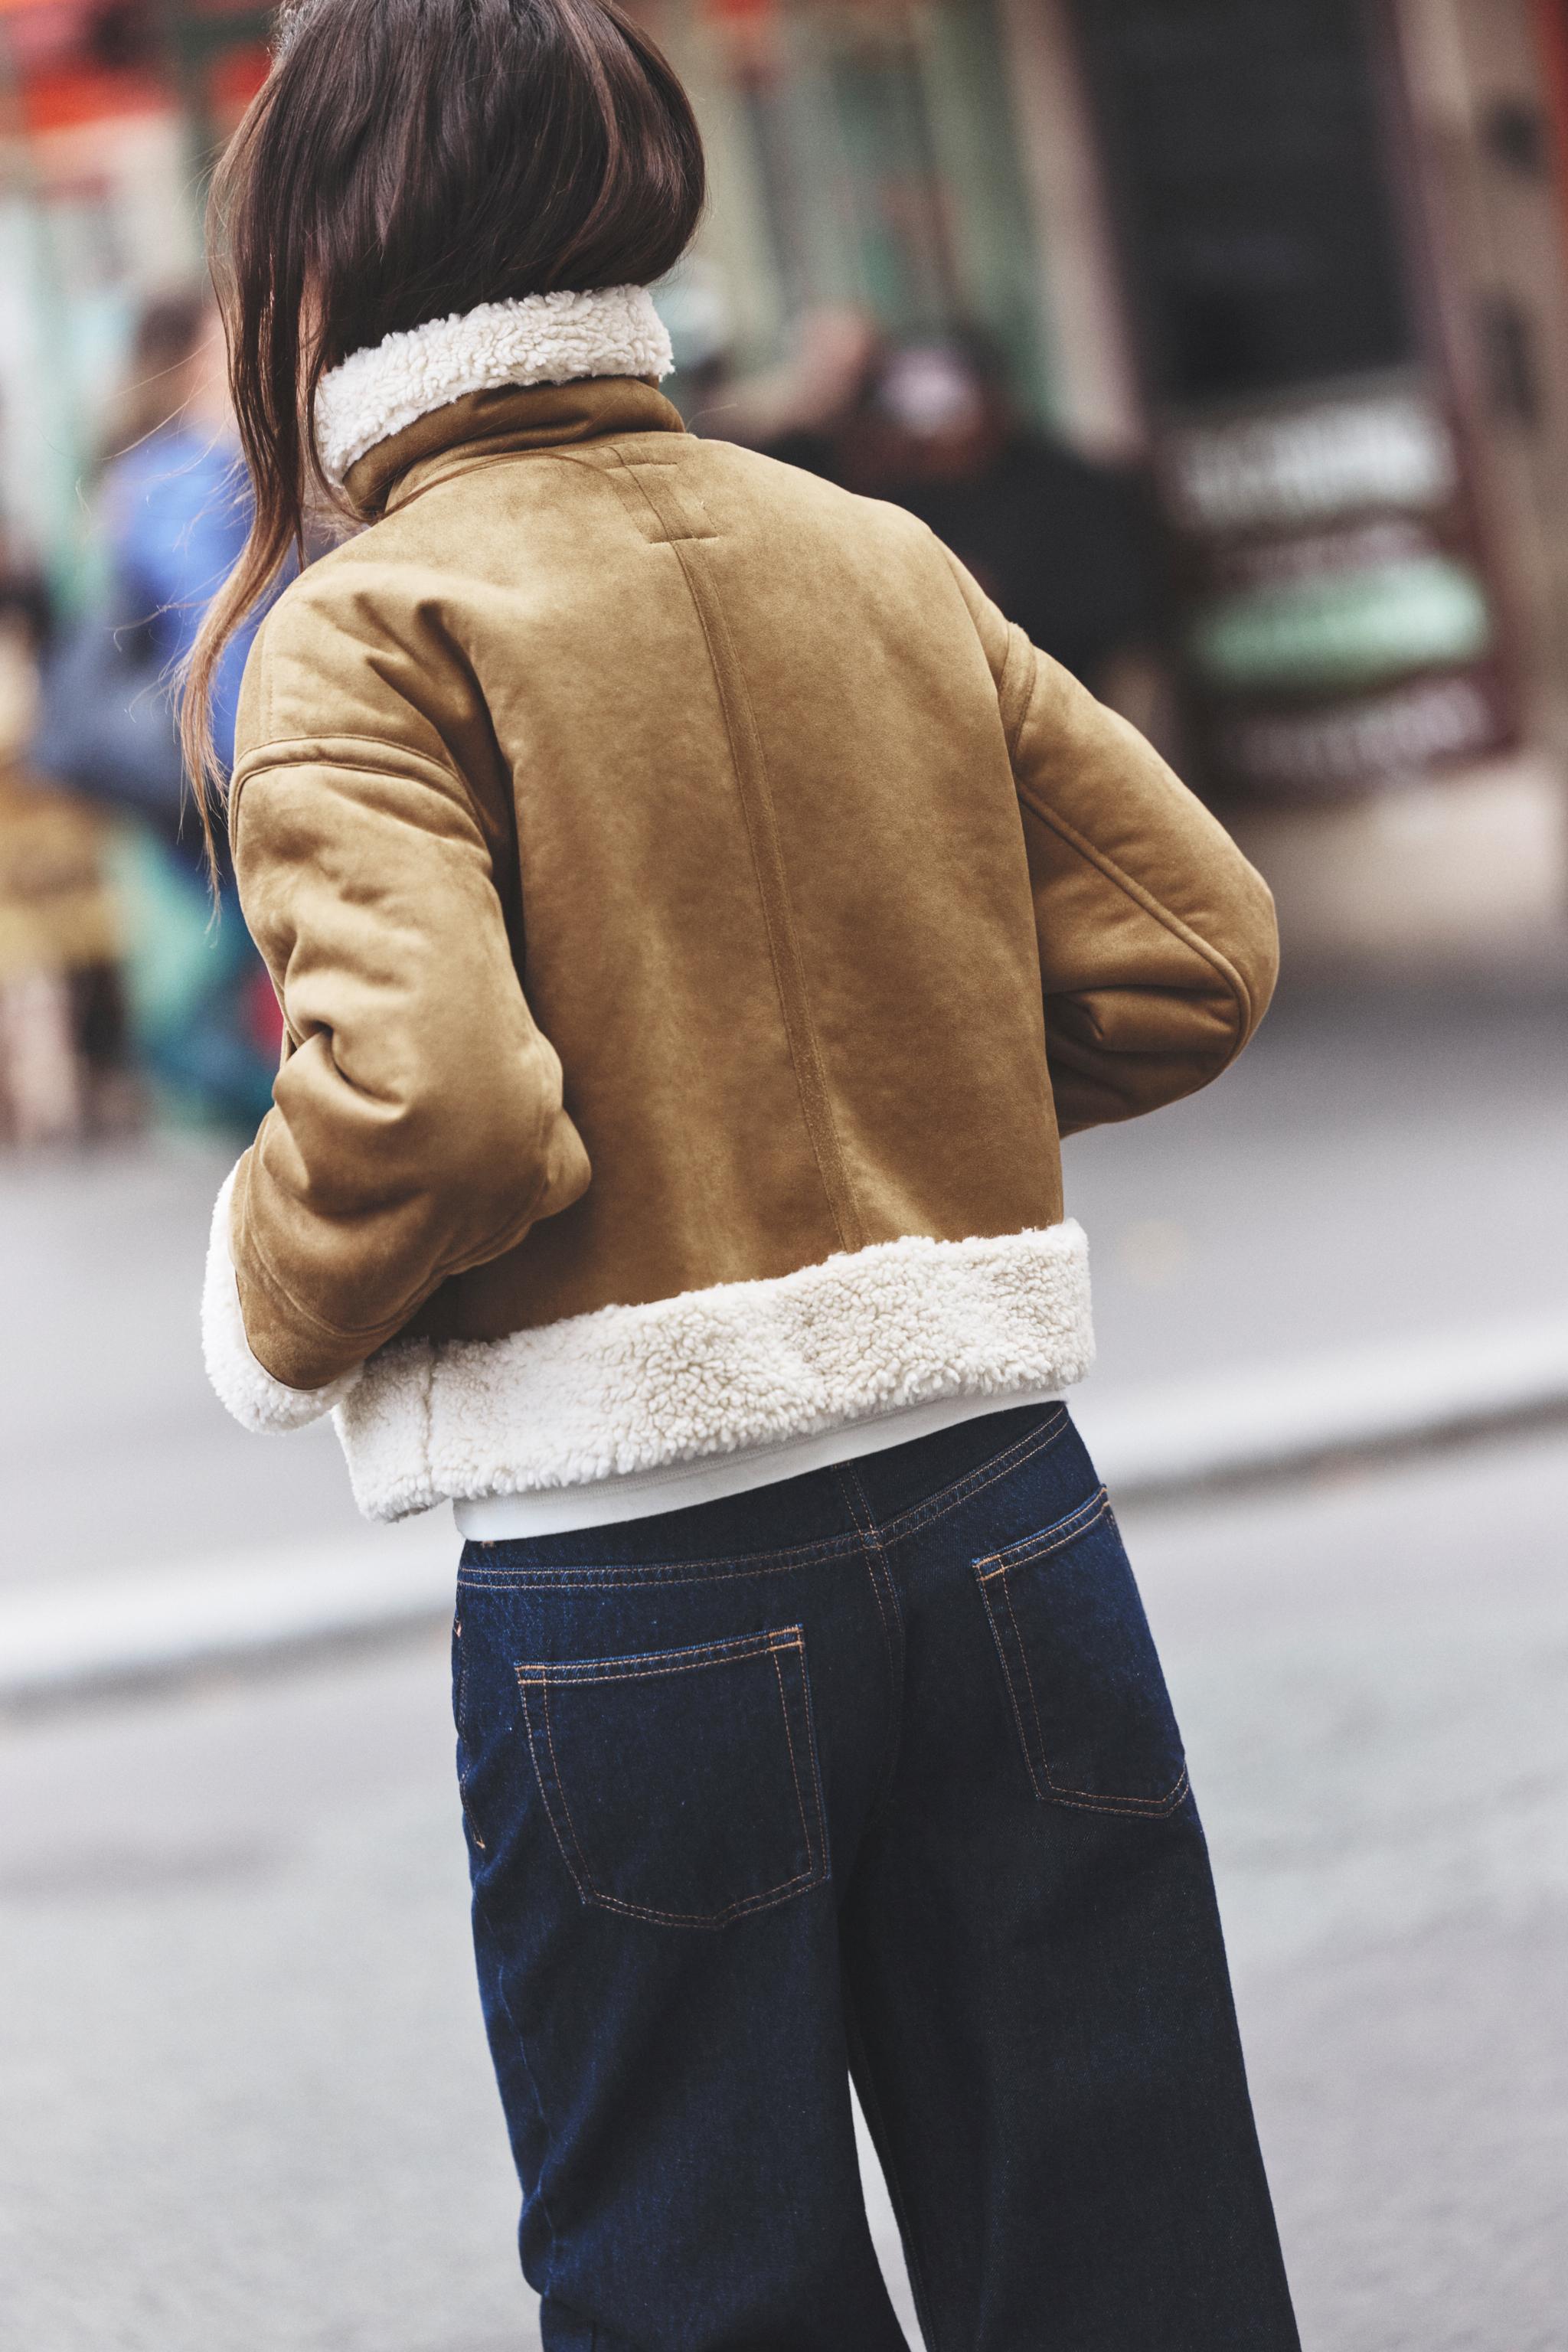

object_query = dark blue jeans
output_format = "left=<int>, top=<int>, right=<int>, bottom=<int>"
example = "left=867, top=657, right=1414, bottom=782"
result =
left=453, top=1403, right=1299, bottom=2350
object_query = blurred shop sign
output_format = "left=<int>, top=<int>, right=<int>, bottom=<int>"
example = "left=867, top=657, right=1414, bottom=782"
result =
left=1071, top=0, right=1516, bottom=800
left=1162, top=390, right=1457, bottom=537
left=1163, top=381, right=1508, bottom=795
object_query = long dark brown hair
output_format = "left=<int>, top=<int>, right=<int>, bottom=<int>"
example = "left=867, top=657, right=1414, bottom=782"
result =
left=181, top=0, right=704, bottom=861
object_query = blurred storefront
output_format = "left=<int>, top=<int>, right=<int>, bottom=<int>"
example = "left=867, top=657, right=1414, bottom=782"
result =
left=0, top=0, right=267, bottom=603
left=649, top=0, right=1055, bottom=414
left=648, top=0, right=1568, bottom=961
left=2, top=0, right=1568, bottom=974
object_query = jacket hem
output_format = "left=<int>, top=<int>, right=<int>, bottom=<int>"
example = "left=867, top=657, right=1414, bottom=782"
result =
left=201, top=1165, right=364, bottom=1434
left=332, top=1222, right=1094, bottom=1523
left=453, top=1381, right=1067, bottom=1540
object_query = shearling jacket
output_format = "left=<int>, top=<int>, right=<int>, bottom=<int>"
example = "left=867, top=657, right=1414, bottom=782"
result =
left=203, top=286, right=1279, bottom=1521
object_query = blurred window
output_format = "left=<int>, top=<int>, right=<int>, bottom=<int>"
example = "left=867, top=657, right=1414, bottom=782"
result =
left=1071, top=0, right=1416, bottom=403
left=652, top=0, right=1052, bottom=420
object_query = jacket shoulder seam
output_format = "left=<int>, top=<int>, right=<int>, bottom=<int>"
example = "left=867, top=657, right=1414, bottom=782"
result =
left=232, top=732, right=462, bottom=785
left=997, top=629, right=1035, bottom=757
left=1017, top=779, right=1255, bottom=1040
left=228, top=737, right=472, bottom=850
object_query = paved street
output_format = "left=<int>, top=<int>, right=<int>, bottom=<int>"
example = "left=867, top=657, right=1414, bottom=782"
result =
left=3, top=1425, right=1566, bottom=2350
left=2, top=972, right=1565, bottom=2347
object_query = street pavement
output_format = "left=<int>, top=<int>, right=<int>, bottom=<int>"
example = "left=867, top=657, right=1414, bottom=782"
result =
left=2, top=973, right=1566, bottom=2345
left=2, top=1426, right=1565, bottom=2350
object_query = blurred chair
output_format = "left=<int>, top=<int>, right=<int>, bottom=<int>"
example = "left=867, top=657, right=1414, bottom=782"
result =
left=30, top=291, right=282, bottom=1134
left=0, top=607, right=126, bottom=1148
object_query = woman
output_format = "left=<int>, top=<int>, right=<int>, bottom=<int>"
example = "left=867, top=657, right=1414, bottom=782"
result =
left=193, top=2, right=1298, bottom=2344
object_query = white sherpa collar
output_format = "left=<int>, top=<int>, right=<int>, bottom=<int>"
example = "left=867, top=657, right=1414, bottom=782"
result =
left=314, top=283, right=675, bottom=486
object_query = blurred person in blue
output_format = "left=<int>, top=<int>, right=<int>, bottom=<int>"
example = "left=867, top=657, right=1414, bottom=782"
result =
left=33, top=290, right=283, bottom=1127
left=102, top=292, right=266, bottom=789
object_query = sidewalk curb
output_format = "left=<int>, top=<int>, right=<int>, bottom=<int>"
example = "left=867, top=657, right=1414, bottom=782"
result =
left=0, top=1537, right=457, bottom=1711
left=5, top=1315, right=1566, bottom=1709
left=1076, top=1313, right=1568, bottom=1500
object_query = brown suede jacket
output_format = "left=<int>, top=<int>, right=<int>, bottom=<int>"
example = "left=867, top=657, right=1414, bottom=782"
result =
left=203, top=299, right=1277, bottom=1522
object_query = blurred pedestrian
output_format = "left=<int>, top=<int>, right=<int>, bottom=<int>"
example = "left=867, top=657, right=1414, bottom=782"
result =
left=694, top=302, right=884, bottom=468
left=32, top=292, right=281, bottom=1128
left=194, top=2, right=1298, bottom=2346
left=717, top=318, right=1172, bottom=736
left=848, top=334, right=1170, bottom=717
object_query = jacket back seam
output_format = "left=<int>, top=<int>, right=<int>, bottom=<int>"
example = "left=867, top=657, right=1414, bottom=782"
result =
left=609, top=447, right=865, bottom=1253
left=229, top=737, right=468, bottom=852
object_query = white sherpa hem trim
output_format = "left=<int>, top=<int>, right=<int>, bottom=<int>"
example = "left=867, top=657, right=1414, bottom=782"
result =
left=315, top=284, right=675, bottom=484
left=332, top=1222, right=1094, bottom=1523
left=201, top=1165, right=363, bottom=1434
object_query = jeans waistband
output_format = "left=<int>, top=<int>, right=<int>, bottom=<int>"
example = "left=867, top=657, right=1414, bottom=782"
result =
left=459, top=1399, right=1074, bottom=1574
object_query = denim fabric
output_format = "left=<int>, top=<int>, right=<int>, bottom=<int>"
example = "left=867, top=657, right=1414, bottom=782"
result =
left=453, top=1403, right=1300, bottom=2352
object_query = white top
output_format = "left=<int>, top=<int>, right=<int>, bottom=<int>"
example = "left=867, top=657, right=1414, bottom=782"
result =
left=453, top=1383, right=1063, bottom=1541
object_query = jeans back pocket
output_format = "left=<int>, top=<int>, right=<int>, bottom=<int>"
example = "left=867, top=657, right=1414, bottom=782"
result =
left=514, top=1625, right=828, bottom=1927
left=974, top=1488, right=1188, bottom=1818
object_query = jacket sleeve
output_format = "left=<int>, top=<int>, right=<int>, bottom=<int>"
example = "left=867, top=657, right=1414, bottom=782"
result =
left=945, top=550, right=1279, bottom=1137
left=203, top=733, right=590, bottom=1428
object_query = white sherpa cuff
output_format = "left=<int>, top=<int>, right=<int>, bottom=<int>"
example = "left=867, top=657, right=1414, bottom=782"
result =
left=314, top=284, right=675, bottom=484
left=201, top=1165, right=362, bottom=1433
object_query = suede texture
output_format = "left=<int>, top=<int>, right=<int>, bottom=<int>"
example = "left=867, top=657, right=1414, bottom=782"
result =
left=227, top=377, right=1278, bottom=1392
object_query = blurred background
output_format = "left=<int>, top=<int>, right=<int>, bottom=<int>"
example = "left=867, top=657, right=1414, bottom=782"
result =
left=2, top=2, right=1566, bottom=2347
